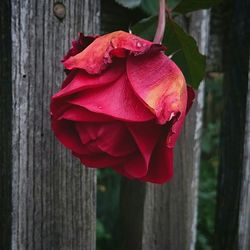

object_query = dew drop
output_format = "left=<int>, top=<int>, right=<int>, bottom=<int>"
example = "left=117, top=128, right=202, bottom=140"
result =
left=136, top=41, right=142, bottom=48
left=98, top=106, right=103, bottom=109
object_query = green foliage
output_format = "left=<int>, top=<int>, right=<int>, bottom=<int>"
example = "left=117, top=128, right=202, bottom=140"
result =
left=174, top=0, right=221, bottom=14
left=202, top=123, right=220, bottom=154
left=96, top=169, right=121, bottom=250
left=197, top=124, right=219, bottom=250
left=96, top=220, right=112, bottom=250
left=139, top=0, right=181, bottom=15
left=167, top=0, right=182, bottom=9
left=131, top=16, right=157, bottom=39
left=140, top=0, right=158, bottom=15
left=132, top=17, right=206, bottom=89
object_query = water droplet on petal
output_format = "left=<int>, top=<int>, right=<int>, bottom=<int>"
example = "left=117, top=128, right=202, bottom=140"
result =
left=136, top=41, right=142, bottom=48
left=98, top=106, right=103, bottom=109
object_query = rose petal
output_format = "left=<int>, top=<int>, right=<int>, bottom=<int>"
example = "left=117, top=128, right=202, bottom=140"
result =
left=63, top=31, right=164, bottom=74
left=127, top=52, right=187, bottom=125
left=127, top=121, right=163, bottom=165
left=63, top=33, right=98, bottom=62
left=51, top=98, right=71, bottom=120
left=186, top=85, right=196, bottom=114
left=75, top=122, right=137, bottom=157
left=123, top=154, right=147, bottom=178
left=58, top=105, right=112, bottom=122
left=112, top=164, right=134, bottom=179
left=53, top=60, right=125, bottom=100
left=141, top=145, right=173, bottom=184
left=166, top=113, right=185, bottom=148
left=165, top=84, right=195, bottom=148
left=68, top=72, right=154, bottom=122
left=51, top=119, right=85, bottom=154
left=61, top=69, right=79, bottom=89
left=123, top=122, right=164, bottom=178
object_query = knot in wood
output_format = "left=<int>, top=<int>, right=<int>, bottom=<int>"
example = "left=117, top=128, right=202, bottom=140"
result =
left=53, top=3, right=66, bottom=20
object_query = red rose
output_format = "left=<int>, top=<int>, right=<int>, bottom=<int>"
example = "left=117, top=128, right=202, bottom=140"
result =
left=50, top=31, right=195, bottom=184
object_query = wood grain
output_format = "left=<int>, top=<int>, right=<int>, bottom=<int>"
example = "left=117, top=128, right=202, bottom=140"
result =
left=11, top=1, right=99, bottom=249
left=206, top=6, right=223, bottom=73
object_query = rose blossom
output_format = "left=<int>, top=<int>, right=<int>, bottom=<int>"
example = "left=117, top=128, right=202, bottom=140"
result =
left=50, top=31, right=195, bottom=184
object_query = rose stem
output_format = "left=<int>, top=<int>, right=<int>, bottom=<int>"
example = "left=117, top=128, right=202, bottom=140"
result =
left=153, top=0, right=166, bottom=44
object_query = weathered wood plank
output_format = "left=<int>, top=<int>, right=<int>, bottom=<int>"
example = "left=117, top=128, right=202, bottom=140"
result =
left=10, top=1, right=99, bottom=249
left=214, top=0, right=250, bottom=249
left=119, top=10, right=210, bottom=250
left=206, top=6, right=223, bottom=73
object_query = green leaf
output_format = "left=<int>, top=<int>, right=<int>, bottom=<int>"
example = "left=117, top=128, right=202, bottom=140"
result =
left=140, top=0, right=158, bottom=15
left=174, top=0, right=221, bottom=14
left=132, top=17, right=206, bottom=88
left=131, top=16, right=158, bottom=39
left=163, top=20, right=206, bottom=88
left=168, top=0, right=183, bottom=9
left=115, top=0, right=141, bottom=8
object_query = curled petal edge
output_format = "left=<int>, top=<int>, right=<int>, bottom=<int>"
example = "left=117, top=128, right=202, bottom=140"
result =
left=63, top=31, right=165, bottom=74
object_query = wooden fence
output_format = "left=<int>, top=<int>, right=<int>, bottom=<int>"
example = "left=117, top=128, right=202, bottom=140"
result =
left=0, top=0, right=249, bottom=250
